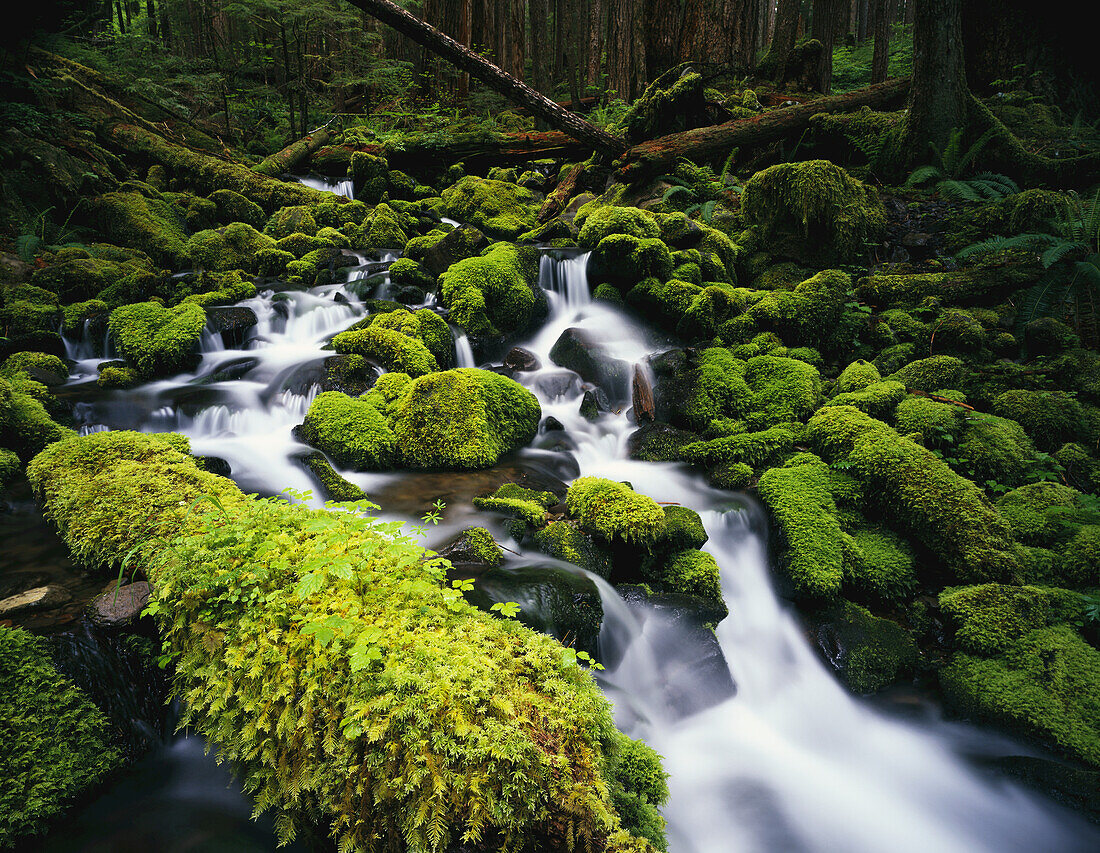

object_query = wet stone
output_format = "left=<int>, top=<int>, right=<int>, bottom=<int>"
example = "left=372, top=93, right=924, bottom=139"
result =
left=504, top=346, right=541, bottom=372
left=0, top=584, right=73, bottom=617
left=86, top=582, right=151, bottom=630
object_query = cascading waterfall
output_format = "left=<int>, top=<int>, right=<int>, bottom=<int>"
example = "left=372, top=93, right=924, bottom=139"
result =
left=294, top=173, right=355, bottom=199
left=53, top=248, right=1100, bottom=851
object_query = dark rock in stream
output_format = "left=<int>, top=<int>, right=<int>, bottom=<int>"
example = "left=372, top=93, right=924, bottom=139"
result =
left=86, top=582, right=151, bottom=631
left=976, top=755, right=1100, bottom=821
left=439, top=527, right=504, bottom=569
left=628, top=421, right=699, bottom=462
left=205, top=306, right=257, bottom=347
left=632, top=364, right=655, bottom=423
left=542, top=415, right=565, bottom=432
left=422, top=224, right=490, bottom=276
left=196, top=455, right=232, bottom=477
left=504, top=346, right=540, bottom=372
left=194, top=357, right=259, bottom=385
left=549, top=327, right=630, bottom=404
left=579, top=389, right=605, bottom=421
left=0, top=584, right=72, bottom=617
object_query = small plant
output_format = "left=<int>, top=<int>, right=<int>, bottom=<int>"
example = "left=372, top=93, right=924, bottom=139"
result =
left=904, top=127, right=1019, bottom=201
left=15, top=205, right=86, bottom=263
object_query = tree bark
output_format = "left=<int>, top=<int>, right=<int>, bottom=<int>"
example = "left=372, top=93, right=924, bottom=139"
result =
left=902, top=0, right=967, bottom=164
left=618, top=76, right=910, bottom=175
left=759, top=0, right=801, bottom=81
left=253, top=128, right=334, bottom=177
left=342, top=0, right=626, bottom=156
left=607, top=0, right=646, bottom=101
left=870, top=0, right=890, bottom=83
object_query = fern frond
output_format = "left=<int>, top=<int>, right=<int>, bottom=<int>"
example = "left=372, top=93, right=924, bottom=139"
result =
left=955, top=127, right=999, bottom=176
left=971, top=172, right=1019, bottom=199
left=938, top=179, right=981, bottom=201
left=1041, top=240, right=1085, bottom=268
left=904, top=165, right=942, bottom=188
left=661, top=184, right=695, bottom=204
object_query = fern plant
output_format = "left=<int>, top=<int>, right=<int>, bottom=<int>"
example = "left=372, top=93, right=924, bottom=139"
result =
left=959, top=190, right=1100, bottom=345
left=658, top=149, right=742, bottom=224
left=904, top=127, right=1019, bottom=201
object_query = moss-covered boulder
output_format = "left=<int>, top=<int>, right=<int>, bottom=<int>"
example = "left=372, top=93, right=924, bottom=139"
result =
left=531, top=520, right=614, bottom=578
left=0, top=376, right=75, bottom=461
left=358, top=202, right=409, bottom=249
left=263, top=205, right=319, bottom=238
left=578, top=206, right=661, bottom=249
left=811, top=599, right=918, bottom=694
left=740, top=160, right=885, bottom=267
left=589, top=236, right=674, bottom=291
left=887, top=355, right=969, bottom=392
left=207, top=188, right=265, bottom=228
left=107, top=301, right=206, bottom=378
left=992, top=389, right=1089, bottom=452
left=726, top=269, right=851, bottom=350
left=439, top=243, right=543, bottom=343
left=86, top=191, right=188, bottom=266
left=0, top=626, right=121, bottom=848
left=474, top=483, right=558, bottom=529
left=296, top=391, right=396, bottom=470
left=808, top=405, right=1020, bottom=583
left=566, top=478, right=665, bottom=546
left=939, top=583, right=1079, bottom=656
left=441, top=176, right=539, bottom=240
left=331, top=308, right=450, bottom=377
left=845, top=526, right=918, bottom=605
left=184, top=222, right=276, bottom=272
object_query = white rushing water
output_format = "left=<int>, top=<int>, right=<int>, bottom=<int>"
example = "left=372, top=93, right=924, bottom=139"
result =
left=294, top=174, right=355, bottom=199
left=61, top=247, right=1099, bottom=852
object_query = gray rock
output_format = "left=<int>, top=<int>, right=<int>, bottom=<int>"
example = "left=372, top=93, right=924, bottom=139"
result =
left=549, top=327, right=630, bottom=403
left=0, top=584, right=72, bottom=616
left=86, top=582, right=151, bottom=629
left=504, top=346, right=540, bottom=372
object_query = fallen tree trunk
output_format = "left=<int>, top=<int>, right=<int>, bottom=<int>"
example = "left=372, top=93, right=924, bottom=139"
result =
left=618, top=77, right=911, bottom=176
left=252, top=126, right=334, bottom=177
left=341, top=0, right=626, bottom=158
left=538, top=162, right=585, bottom=222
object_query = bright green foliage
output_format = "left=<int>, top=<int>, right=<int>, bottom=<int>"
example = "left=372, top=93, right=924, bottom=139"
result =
left=590, top=236, right=675, bottom=290
left=389, top=257, right=436, bottom=290
left=532, top=520, right=613, bottom=578
left=683, top=427, right=794, bottom=468
left=757, top=454, right=845, bottom=597
left=753, top=261, right=814, bottom=291
left=836, top=360, right=882, bottom=393
left=740, top=160, right=885, bottom=266
left=846, top=527, right=918, bottom=604
left=676, top=285, right=742, bottom=340
left=1062, top=525, right=1100, bottom=586
left=108, top=301, right=206, bottom=378
left=625, top=277, right=703, bottom=330
left=732, top=269, right=851, bottom=349
left=332, top=309, right=440, bottom=377
left=263, top=205, right=318, bottom=238
left=0, top=297, right=59, bottom=336
left=208, top=189, right=265, bottom=228
left=296, top=391, right=397, bottom=471
left=184, top=222, right=276, bottom=272
left=474, top=483, right=557, bottom=528
left=996, top=482, right=1084, bottom=546
left=954, top=414, right=1037, bottom=488
left=297, top=451, right=368, bottom=503
left=0, top=627, right=120, bottom=848
left=821, top=600, right=918, bottom=694
left=743, top=356, right=821, bottom=428
left=940, top=626, right=1100, bottom=767
left=887, top=355, right=969, bottom=392
left=939, top=583, right=1064, bottom=655
left=26, top=431, right=662, bottom=851
left=440, top=243, right=540, bottom=339
left=88, top=191, right=188, bottom=266
left=663, top=549, right=723, bottom=603
left=442, top=176, right=538, bottom=240
left=182, top=270, right=257, bottom=308
left=359, top=202, right=409, bottom=249
left=578, top=206, right=660, bottom=248
left=605, top=735, right=670, bottom=852
left=825, top=380, right=906, bottom=419
left=894, top=395, right=961, bottom=443
left=0, top=448, right=19, bottom=490
left=97, top=365, right=137, bottom=389
left=991, top=389, right=1087, bottom=452
left=255, top=248, right=295, bottom=277
left=349, top=152, right=389, bottom=202
left=392, top=369, right=541, bottom=469
left=808, top=405, right=1020, bottom=583
left=412, top=308, right=454, bottom=368
left=0, top=376, right=76, bottom=461
left=566, top=478, right=665, bottom=545
left=61, top=299, right=109, bottom=334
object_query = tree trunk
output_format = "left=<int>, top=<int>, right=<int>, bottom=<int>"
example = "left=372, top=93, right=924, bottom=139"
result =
left=253, top=128, right=333, bottom=177
left=607, top=0, right=646, bottom=101
left=146, top=0, right=158, bottom=38
left=870, top=0, right=890, bottom=83
left=759, top=0, right=801, bottom=81
left=811, top=0, right=844, bottom=94
left=619, top=76, right=910, bottom=174
left=902, top=0, right=967, bottom=164
left=586, top=0, right=604, bottom=88
left=341, top=0, right=626, bottom=156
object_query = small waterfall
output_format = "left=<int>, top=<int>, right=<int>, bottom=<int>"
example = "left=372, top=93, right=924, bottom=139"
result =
left=539, top=250, right=592, bottom=310
left=454, top=332, right=476, bottom=368
left=295, top=174, right=355, bottom=199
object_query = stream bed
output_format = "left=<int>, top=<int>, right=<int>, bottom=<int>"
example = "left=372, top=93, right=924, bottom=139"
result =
left=11, top=225, right=1100, bottom=852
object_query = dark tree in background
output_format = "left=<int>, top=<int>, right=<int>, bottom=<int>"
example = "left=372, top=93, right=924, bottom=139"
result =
left=901, top=0, right=967, bottom=163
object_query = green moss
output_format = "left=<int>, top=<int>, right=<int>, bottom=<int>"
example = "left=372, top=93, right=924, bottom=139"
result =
left=940, top=626, right=1100, bottom=767
left=606, top=734, right=670, bottom=852
left=836, top=360, right=881, bottom=393
left=184, top=222, right=276, bottom=272
left=1055, top=443, right=1100, bottom=493
left=263, top=205, right=318, bottom=238
left=855, top=268, right=1035, bottom=308
left=807, top=405, right=1020, bottom=583
left=743, top=355, right=821, bottom=428
left=731, top=269, right=851, bottom=349
left=740, top=160, right=885, bottom=266
left=392, top=369, right=541, bottom=469
left=566, top=478, right=664, bottom=545
left=654, top=505, right=708, bottom=553
left=939, top=583, right=1066, bottom=655
left=531, top=520, right=614, bottom=578
left=819, top=600, right=918, bottom=694
left=474, top=483, right=557, bottom=528
left=349, top=151, right=389, bottom=202
left=660, top=348, right=750, bottom=432
left=253, top=248, right=294, bottom=277
left=590, top=235, right=675, bottom=291
left=0, top=376, right=76, bottom=461
left=0, top=448, right=18, bottom=490
left=887, top=355, right=969, bottom=392
left=823, top=380, right=907, bottom=419
left=954, top=413, right=1037, bottom=488
left=1062, top=526, right=1100, bottom=587
left=26, top=431, right=659, bottom=851
left=0, top=352, right=67, bottom=386
left=663, top=549, right=723, bottom=603
left=296, top=391, right=396, bottom=470
left=893, top=395, right=961, bottom=443
left=88, top=190, right=188, bottom=266
left=275, top=232, right=332, bottom=258
left=359, top=202, right=409, bottom=249
left=593, top=283, right=624, bottom=304
left=294, top=451, right=367, bottom=503
left=332, top=310, right=439, bottom=377
left=441, top=176, right=538, bottom=240
left=439, top=243, right=541, bottom=340
left=578, top=206, right=660, bottom=248
left=388, top=257, right=435, bottom=290
left=707, top=462, right=753, bottom=490
left=61, top=299, right=109, bottom=335
left=107, top=301, right=206, bottom=378
left=683, top=427, right=794, bottom=468
left=181, top=270, right=257, bottom=309
left=207, top=188, right=265, bottom=228
left=991, top=390, right=1087, bottom=452
left=757, top=454, right=845, bottom=597
left=0, top=626, right=121, bottom=847
left=845, top=525, right=918, bottom=603
left=96, top=365, right=137, bottom=389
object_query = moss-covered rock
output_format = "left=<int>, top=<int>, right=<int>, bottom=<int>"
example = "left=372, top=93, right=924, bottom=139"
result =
left=991, top=389, right=1088, bottom=452
left=87, top=191, right=188, bottom=266
left=0, top=447, right=19, bottom=491
left=296, top=390, right=396, bottom=470
left=941, top=626, right=1100, bottom=767
left=605, top=735, right=669, bottom=852
left=107, top=301, right=206, bottom=378
left=578, top=206, right=660, bottom=249
left=939, top=583, right=1072, bottom=655
left=207, top=188, right=265, bottom=229
left=474, top=483, right=558, bottom=528
left=184, top=222, right=276, bottom=272
left=808, top=405, right=1020, bottom=583
left=812, top=599, right=918, bottom=694
left=823, top=380, right=906, bottom=419
left=727, top=269, right=851, bottom=350
left=332, top=309, right=443, bottom=377
left=589, top=236, right=675, bottom=291
left=0, top=626, right=121, bottom=848
left=682, top=427, right=794, bottom=469
left=441, top=176, right=538, bottom=240
left=1062, top=525, right=1100, bottom=587
left=263, top=205, right=319, bottom=239
left=566, top=478, right=665, bottom=546
left=996, top=482, right=1084, bottom=547
left=845, top=526, right=918, bottom=605
left=836, top=360, right=881, bottom=393
left=440, top=526, right=505, bottom=567
left=740, top=160, right=885, bottom=267
left=662, top=549, right=723, bottom=604
left=887, top=355, right=969, bottom=392
left=757, top=454, right=846, bottom=597
left=0, top=376, right=74, bottom=461
left=349, top=151, right=389, bottom=202
left=439, top=243, right=542, bottom=342
left=359, top=202, right=409, bottom=249
left=61, top=299, right=109, bottom=335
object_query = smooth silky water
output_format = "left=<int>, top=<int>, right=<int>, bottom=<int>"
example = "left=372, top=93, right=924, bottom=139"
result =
left=45, top=238, right=1100, bottom=852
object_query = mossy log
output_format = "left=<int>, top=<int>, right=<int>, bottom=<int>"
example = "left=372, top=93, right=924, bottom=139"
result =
left=252, top=127, right=334, bottom=177
left=617, top=77, right=910, bottom=176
